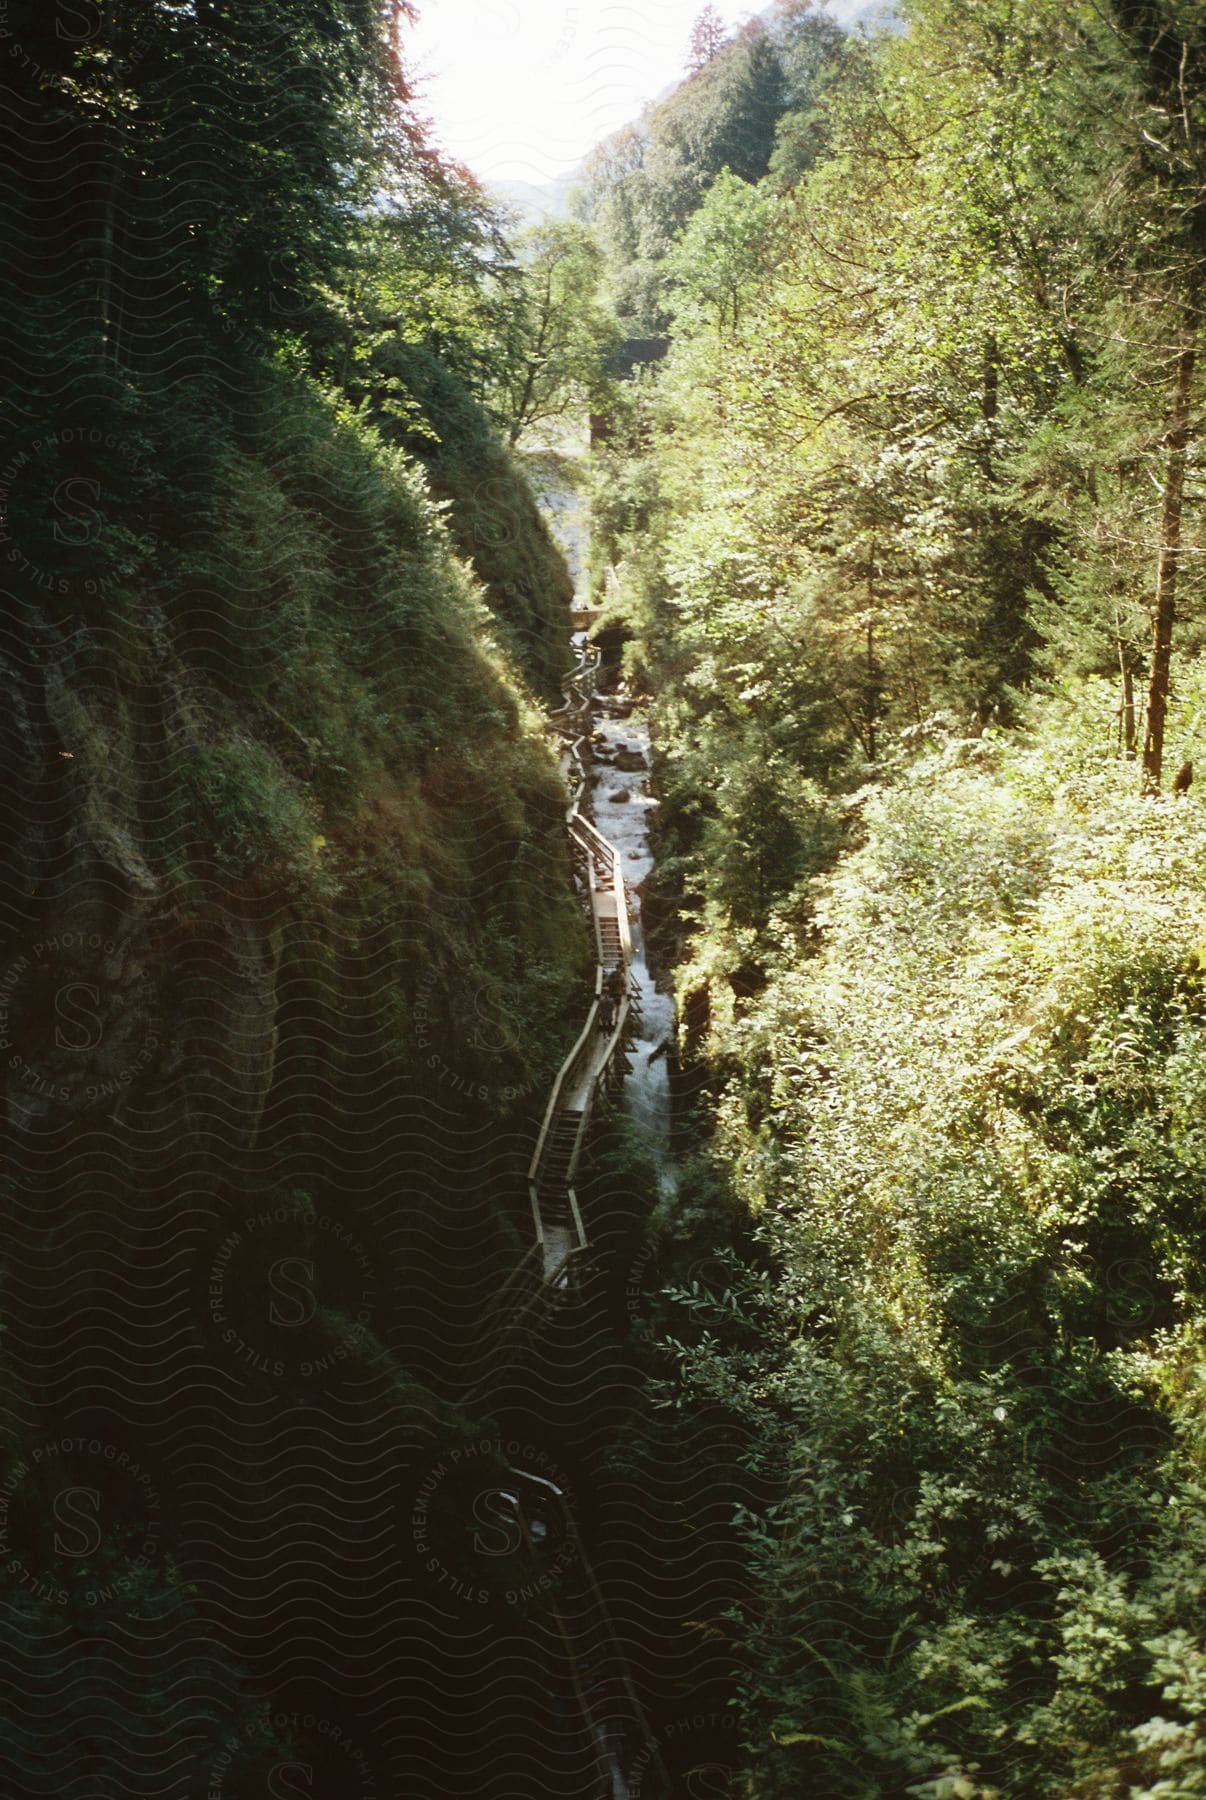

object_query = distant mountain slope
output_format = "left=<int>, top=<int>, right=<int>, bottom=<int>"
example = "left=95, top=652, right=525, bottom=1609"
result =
left=821, top=0, right=897, bottom=22
left=491, top=173, right=576, bottom=224
left=491, top=0, right=896, bottom=228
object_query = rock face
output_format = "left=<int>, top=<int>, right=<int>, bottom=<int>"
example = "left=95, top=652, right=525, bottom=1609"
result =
left=0, top=20, right=615, bottom=1788
left=2, top=651, right=276, bottom=1150
left=0, top=375, right=593, bottom=1789
left=0, top=392, right=593, bottom=1531
left=0, top=432, right=584, bottom=1168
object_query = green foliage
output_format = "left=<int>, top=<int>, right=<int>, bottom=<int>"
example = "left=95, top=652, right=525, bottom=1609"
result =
left=0, top=1564, right=290, bottom=1797
left=593, top=1, right=1206, bottom=1794
left=180, top=740, right=322, bottom=878
left=593, top=0, right=1206, bottom=952
left=1, top=4, right=592, bottom=1781
left=377, top=343, right=576, bottom=693
left=484, top=221, right=620, bottom=445
left=579, top=14, right=821, bottom=328
left=658, top=686, right=1206, bottom=1797
left=699, top=737, right=844, bottom=926
left=767, top=1, right=856, bottom=187
left=0, top=0, right=400, bottom=378
left=666, top=169, right=781, bottom=339
left=328, top=176, right=597, bottom=690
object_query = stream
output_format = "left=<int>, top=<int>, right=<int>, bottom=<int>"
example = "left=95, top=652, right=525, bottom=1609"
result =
left=588, top=693, right=677, bottom=1196
left=535, top=486, right=691, bottom=1796
left=537, top=454, right=678, bottom=1198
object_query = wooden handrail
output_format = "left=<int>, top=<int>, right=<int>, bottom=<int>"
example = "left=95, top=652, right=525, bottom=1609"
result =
left=528, top=643, right=633, bottom=1210
left=527, top=984, right=601, bottom=1187
left=461, top=635, right=656, bottom=1797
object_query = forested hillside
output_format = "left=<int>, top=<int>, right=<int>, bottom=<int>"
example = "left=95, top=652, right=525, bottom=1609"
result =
left=585, top=0, right=1206, bottom=1794
left=0, top=2, right=596, bottom=1789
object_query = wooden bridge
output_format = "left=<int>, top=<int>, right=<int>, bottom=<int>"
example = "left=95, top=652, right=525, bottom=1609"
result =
left=500, top=1463, right=652, bottom=1800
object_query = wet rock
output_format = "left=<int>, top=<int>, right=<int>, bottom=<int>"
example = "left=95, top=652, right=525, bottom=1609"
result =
left=613, top=745, right=648, bottom=773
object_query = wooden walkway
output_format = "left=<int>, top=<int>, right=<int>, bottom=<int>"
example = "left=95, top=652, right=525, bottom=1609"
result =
left=454, top=639, right=656, bottom=1799
left=527, top=645, right=634, bottom=1286
left=455, top=651, right=636, bottom=1372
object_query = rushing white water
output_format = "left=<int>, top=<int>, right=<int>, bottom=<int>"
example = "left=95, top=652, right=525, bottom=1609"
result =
left=589, top=696, right=678, bottom=1194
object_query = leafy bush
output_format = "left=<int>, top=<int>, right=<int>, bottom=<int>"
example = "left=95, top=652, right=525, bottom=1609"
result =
left=662, top=682, right=1206, bottom=1797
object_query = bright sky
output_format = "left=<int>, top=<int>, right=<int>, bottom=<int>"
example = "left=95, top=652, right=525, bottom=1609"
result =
left=404, top=1, right=759, bottom=188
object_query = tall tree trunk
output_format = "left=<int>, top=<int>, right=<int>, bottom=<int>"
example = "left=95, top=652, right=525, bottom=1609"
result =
left=979, top=332, right=999, bottom=483
left=1120, top=643, right=1137, bottom=758
left=982, top=333, right=999, bottom=426
left=863, top=541, right=881, bottom=763
left=1115, top=597, right=1138, bottom=757
left=508, top=271, right=556, bottom=445
left=1142, top=324, right=1196, bottom=791
left=865, top=618, right=878, bottom=763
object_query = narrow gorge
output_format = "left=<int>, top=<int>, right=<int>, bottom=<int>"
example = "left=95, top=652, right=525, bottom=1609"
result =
left=3, top=2, right=1206, bottom=1797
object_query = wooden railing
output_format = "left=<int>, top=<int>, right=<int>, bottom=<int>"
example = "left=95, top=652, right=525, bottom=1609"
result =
left=504, top=1466, right=660, bottom=1797
left=454, top=634, right=656, bottom=1796
left=459, top=636, right=635, bottom=1378
left=528, top=642, right=635, bottom=1288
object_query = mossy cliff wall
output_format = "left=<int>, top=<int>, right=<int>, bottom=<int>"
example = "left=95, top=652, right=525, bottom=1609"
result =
left=0, top=358, right=588, bottom=1789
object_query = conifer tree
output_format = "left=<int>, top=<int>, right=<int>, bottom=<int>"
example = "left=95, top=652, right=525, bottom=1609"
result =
left=688, top=5, right=728, bottom=73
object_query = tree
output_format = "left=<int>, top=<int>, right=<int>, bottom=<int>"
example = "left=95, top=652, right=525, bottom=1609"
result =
left=688, top=5, right=728, bottom=74
left=666, top=168, right=780, bottom=338
left=487, top=223, right=619, bottom=445
left=1101, top=0, right=1206, bottom=791
left=766, top=4, right=853, bottom=186
left=581, top=19, right=790, bottom=327
left=1143, top=325, right=1198, bottom=789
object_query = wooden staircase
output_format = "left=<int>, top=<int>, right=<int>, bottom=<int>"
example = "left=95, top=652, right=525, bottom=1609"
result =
left=537, top=1107, right=585, bottom=1223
